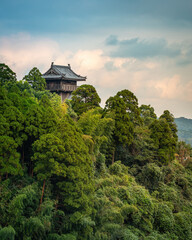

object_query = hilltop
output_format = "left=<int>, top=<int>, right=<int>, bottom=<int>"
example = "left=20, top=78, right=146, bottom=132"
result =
left=175, top=117, right=192, bottom=146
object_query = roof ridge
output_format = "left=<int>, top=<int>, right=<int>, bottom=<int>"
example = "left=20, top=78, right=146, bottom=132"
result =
left=54, top=64, right=69, bottom=68
left=53, top=65, right=66, bottom=76
left=54, top=64, right=86, bottom=79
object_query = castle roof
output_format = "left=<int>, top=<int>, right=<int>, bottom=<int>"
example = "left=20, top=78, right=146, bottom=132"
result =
left=43, top=63, right=86, bottom=81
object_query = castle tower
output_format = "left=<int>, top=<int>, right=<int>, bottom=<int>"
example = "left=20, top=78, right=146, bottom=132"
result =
left=43, top=62, right=86, bottom=101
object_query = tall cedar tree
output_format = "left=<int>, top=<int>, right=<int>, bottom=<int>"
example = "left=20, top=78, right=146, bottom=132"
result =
left=71, top=84, right=101, bottom=116
left=23, top=67, right=46, bottom=91
left=0, top=63, right=17, bottom=87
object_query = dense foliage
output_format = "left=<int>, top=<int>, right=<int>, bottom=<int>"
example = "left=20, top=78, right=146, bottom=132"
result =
left=0, top=63, right=192, bottom=240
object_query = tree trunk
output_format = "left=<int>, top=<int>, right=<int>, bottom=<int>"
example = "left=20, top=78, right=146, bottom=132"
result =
left=31, top=168, right=34, bottom=177
left=22, top=145, right=25, bottom=167
left=40, top=179, right=46, bottom=207
left=55, top=195, right=59, bottom=210
left=112, top=149, right=115, bottom=165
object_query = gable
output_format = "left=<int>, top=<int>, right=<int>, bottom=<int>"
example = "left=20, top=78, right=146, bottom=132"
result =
left=44, top=67, right=61, bottom=76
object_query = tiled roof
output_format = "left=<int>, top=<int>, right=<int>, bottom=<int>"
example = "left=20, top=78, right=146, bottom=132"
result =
left=43, top=63, right=86, bottom=81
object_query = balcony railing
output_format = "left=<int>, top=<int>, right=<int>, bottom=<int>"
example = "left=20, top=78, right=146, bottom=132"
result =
left=47, top=85, right=78, bottom=92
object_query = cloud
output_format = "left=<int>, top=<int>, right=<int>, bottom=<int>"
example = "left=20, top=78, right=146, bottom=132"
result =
left=0, top=33, right=64, bottom=79
left=106, top=36, right=181, bottom=59
left=105, top=35, right=118, bottom=46
left=0, top=33, right=192, bottom=118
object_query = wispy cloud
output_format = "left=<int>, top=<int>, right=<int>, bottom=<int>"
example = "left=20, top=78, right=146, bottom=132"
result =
left=105, top=36, right=181, bottom=59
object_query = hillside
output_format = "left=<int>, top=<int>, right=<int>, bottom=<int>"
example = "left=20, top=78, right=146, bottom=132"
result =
left=1, top=64, right=192, bottom=240
left=175, top=117, right=192, bottom=146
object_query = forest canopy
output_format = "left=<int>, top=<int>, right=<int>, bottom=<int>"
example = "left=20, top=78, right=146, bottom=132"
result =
left=0, top=63, right=192, bottom=240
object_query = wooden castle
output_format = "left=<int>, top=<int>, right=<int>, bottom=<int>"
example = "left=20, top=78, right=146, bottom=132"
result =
left=43, top=62, right=86, bottom=101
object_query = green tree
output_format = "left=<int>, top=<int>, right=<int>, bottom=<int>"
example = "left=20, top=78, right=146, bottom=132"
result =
left=149, top=118, right=176, bottom=164
left=77, top=108, right=114, bottom=171
left=55, top=116, right=94, bottom=215
left=116, top=89, right=141, bottom=125
left=140, top=104, right=157, bottom=126
left=3, top=106, right=26, bottom=147
left=71, top=84, right=101, bottom=115
left=32, top=133, right=66, bottom=206
left=39, top=95, right=58, bottom=135
left=0, top=64, right=17, bottom=87
left=176, top=141, right=191, bottom=165
left=23, top=67, right=46, bottom=91
left=0, top=226, right=16, bottom=240
left=0, top=87, right=13, bottom=114
left=104, top=90, right=141, bottom=164
left=105, top=95, right=134, bottom=147
left=129, top=126, right=156, bottom=166
left=32, top=116, right=94, bottom=215
left=0, top=136, right=22, bottom=179
left=160, top=110, right=178, bottom=142
left=25, top=104, right=43, bottom=140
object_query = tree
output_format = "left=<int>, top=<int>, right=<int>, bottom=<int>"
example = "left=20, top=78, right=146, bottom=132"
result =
left=0, top=226, right=16, bottom=240
left=104, top=90, right=141, bottom=164
left=23, top=67, right=46, bottom=91
left=128, top=126, right=156, bottom=166
left=160, top=110, right=178, bottom=142
left=39, top=95, right=58, bottom=135
left=32, top=116, right=94, bottom=214
left=71, top=84, right=101, bottom=115
left=105, top=95, right=134, bottom=147
left=3, top=106, right=26, bottom=147
left=149, top=118, right=176, bottom=164
left=140, top=104, right=157, bottom=126
left=176, top=141, right=191, bottom=165
left=0, top=87, right=12, bottom=114
left=0, top=64, right=17, bottom=87
left=77, top=108, right=114, bottom=171
left=55, top=116, right=94, bottom=214
left=116, top=89, right=141, bottom=125
left=32, top=133, right=66, bottom=206
left=0, top=136, right=22, bottom=179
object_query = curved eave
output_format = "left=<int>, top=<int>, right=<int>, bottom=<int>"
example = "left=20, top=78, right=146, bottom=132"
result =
left=43, top=75, right=86, bottom=81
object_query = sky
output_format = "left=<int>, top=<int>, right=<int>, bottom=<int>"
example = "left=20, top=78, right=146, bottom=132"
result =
left=0, top=0, right=192, bottom=118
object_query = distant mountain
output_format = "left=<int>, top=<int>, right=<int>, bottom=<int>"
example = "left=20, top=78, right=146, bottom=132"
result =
left=175, top=117, right=192, bottom=146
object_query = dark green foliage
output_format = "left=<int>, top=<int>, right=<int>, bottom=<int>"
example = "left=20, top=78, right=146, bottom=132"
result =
left=140, top=104, right=157, bottom=126
left=174, top=212, right=192, bottom=240
left=32, top=134, right=66, bottom=180
left=23, top=67, right=46, bottom=91
left=71, top=84, right=101, bottom=115
left=137, top=163, right=164, bottom=191
left=55, top=116, right=94, bottom=214
left=3, top=106, right=26, bottom=146
left=105, top=95, right=134, bottom=146
left=0, top=136, right=22, bottom=177
left=1, top=64, right=192, bottom=240
left=0, top=63, right=17, bottom=87
left=176, top=141, right=191, bottom=165
left=77, top=108, right=114, bottom=172
left=104, top=89, right=141, bottom=165
left=116, top=89, right=141, bottom=125
left=149, top=119, right=176, bottom=164
left=125, top=126, right=156, bottom=166
left=0, top=226, right=16, bottom=240
left=154, top=203, right=175, bottom=232
left=160, top=110, right=178, bottom=143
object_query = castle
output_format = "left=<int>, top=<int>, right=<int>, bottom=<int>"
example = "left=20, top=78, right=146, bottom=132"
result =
left=43, top=63, right=86, bottom=101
